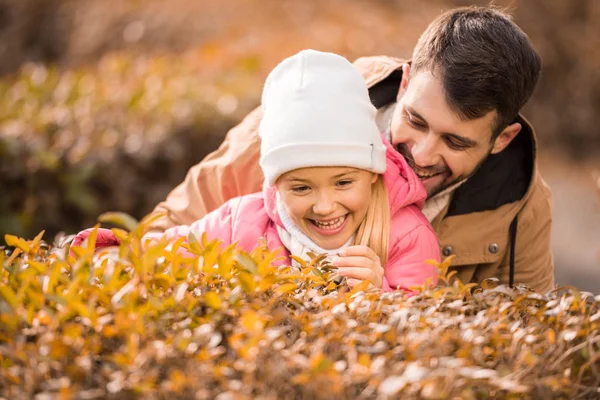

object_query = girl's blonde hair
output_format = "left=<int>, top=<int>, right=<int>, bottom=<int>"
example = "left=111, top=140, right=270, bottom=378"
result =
left=353, top=175, right=390, bottom=265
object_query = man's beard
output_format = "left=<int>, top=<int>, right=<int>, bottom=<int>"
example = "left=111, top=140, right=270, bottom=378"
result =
left=394, top=143, right=490, bottom=198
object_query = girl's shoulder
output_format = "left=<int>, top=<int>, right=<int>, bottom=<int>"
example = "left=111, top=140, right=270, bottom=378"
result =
left=388, top=204, right=435, bottom=242
left=227, top=192, right=273, bottom=230
left=225, top=192, right=269, bottom=224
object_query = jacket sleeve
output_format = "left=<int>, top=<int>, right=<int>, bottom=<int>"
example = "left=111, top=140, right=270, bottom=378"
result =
left=145, top=107, right=264, bottom=232
left=143, top=198, right=239, bottom=253
left=382, top=224, right=440, bottom=292
left=511, top=181, right=555, bottom=293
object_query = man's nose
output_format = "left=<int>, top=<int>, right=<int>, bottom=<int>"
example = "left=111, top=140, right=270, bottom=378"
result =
left=312, top=191, right=336, bottom=215
left=411, top=134, right=441, bottom=167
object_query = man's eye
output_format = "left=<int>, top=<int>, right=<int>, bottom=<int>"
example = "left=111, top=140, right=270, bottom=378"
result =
left=407, top=114, right=426, bottom=129
left=445, top=138, right=470, bottom=151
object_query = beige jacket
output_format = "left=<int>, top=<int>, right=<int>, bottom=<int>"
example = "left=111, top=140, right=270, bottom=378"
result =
left=148, top=56, right=555, bottom=293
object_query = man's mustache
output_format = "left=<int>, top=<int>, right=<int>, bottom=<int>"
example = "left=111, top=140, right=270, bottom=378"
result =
left=394, top=143, right=447, bottom=176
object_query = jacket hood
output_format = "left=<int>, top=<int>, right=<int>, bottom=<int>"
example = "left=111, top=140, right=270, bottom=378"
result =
left=262, top=133, right=427, bottom=227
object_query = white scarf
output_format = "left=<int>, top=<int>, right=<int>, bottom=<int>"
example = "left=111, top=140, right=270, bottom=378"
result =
left=275, top=192, right=353, bottom=266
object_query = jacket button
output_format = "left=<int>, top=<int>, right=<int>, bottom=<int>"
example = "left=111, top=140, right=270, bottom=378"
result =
left=442, top=246, right=453, bottom=257
left=488, top=243, right=499, bottom=254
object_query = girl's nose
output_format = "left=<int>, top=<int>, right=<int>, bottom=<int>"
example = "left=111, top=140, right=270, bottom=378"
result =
left=312, top=192, right=336, bottom=216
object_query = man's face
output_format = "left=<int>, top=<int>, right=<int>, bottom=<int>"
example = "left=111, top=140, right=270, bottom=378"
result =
left=390, top=70, right=497, bottom=198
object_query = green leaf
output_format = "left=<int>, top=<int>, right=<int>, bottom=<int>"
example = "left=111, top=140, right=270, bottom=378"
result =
left=98, top=212, right=139, bottom=232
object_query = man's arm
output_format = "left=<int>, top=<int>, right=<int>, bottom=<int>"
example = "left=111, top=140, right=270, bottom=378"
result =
left=146, top=107, right=264, bottom=232
left=511, top=177, right=555, bottom=293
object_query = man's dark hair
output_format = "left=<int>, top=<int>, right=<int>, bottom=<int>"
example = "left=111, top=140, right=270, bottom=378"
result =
left=411, top=6, right=541, bottom=139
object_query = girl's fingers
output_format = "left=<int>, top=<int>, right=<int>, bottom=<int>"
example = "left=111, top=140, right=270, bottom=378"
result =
left=339, top=245, right=379, bottom=262
left=337, top=266, right=375, bottom=281
left=332, top=256, right=375, bottom=269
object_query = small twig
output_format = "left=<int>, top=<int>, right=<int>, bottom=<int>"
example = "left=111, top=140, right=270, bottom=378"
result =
left=550, top=336, right=600, bottom=370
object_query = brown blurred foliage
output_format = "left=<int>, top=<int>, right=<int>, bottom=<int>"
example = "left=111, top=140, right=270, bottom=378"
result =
left=1, top=0, right=599, bottom=241
left=1, top=231, right=599, bottom=398
left=1, top=0, right=599, bottom=154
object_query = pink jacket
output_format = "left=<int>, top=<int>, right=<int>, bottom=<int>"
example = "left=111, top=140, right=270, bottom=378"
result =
left=153, top=139, right=440, bottom=292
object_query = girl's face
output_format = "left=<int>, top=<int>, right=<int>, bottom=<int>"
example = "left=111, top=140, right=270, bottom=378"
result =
left=276, top=167, right=377, bottom=250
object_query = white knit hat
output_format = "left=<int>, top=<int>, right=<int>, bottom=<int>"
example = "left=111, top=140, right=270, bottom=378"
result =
left=258, top=49, right=387, bottom=186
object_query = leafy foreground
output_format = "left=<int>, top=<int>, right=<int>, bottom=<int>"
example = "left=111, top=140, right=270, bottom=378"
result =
left=1, top=223, right=599, bottom=399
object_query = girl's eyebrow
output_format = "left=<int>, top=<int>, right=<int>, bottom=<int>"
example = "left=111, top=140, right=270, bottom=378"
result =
left=284, top=177, right=311, bottom=183
left=332, top=170, right=359, bottom=179
left=285, top=169, right=358, bottom=183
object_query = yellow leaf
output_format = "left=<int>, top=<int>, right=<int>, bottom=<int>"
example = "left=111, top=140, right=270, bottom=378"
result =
left=152, top=273, right=174, bottom=289
left=238, top=272, right=257, bottom=293
left=350, top=279, right=371, bottom=295
left=546, top=329, right=556, bottom=345
left=28, top=261, right=47, bottom=275
left=277, top=283, right=298, bottom=294
left=241, top=311, right=263, bottom=333
left=358, top=353, right=371, bottom=367
left=308, top=253, right=328, bottom=268
left=137, top=211, right=167, bottom=235
left=0, top=285, right=18, bottom=310
left=234, top=253, right=257, bottom=275
left=290, top=256, right=307, bottom=268
left=169, top=236, right=187, bottom=254
left=70, top=301, right=90, bottom=319
left=204, top=291, right=222, bottom=309
left=111, top=228, right=130, bottom=243
left=181, top=232, right=200, bottom=255
left=6, top=247, right=22, bottom=264
left=30, top=230, right=45, bottom=252
left=4, top=235, right=29, bottom=252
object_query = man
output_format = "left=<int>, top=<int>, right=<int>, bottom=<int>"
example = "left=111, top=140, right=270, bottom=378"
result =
left=146, top=6, right=555, bottom=293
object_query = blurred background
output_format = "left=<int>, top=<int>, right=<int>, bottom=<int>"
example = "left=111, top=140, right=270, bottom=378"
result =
left=0, top=0, right=598, bottom=292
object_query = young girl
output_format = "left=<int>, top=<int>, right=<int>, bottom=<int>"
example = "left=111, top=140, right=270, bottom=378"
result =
left=143, top=49, right=440, bottom=291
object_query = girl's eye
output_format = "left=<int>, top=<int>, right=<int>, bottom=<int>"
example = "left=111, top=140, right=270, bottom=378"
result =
left=336, top=180, right=353, bottom=187
left=291, top=186, right=310, bottom=193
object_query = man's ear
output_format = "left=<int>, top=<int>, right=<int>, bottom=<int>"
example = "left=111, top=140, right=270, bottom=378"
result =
left=397, top=63, right=411, bottom=101
left=491, top=122, right=522, bottom=154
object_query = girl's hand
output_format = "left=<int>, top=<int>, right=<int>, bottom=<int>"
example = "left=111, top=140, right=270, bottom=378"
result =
left=72, top=228, right=121, bottom=249
left=331, top=245, right=384, bottom=289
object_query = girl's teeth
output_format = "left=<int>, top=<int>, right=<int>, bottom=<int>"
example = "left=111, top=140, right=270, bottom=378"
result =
left=314, top=216, right=345, bottom=230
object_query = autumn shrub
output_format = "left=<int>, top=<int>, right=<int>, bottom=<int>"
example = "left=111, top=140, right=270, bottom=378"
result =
left=1, top=216, right=599, bottom=399
left=0, top=54, right=262, bottom=242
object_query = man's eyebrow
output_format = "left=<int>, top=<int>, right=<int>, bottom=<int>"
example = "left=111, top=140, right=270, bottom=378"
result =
left=406, top=106, right=478, bottom=147
left=405, top=106, right=428, bottom=124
